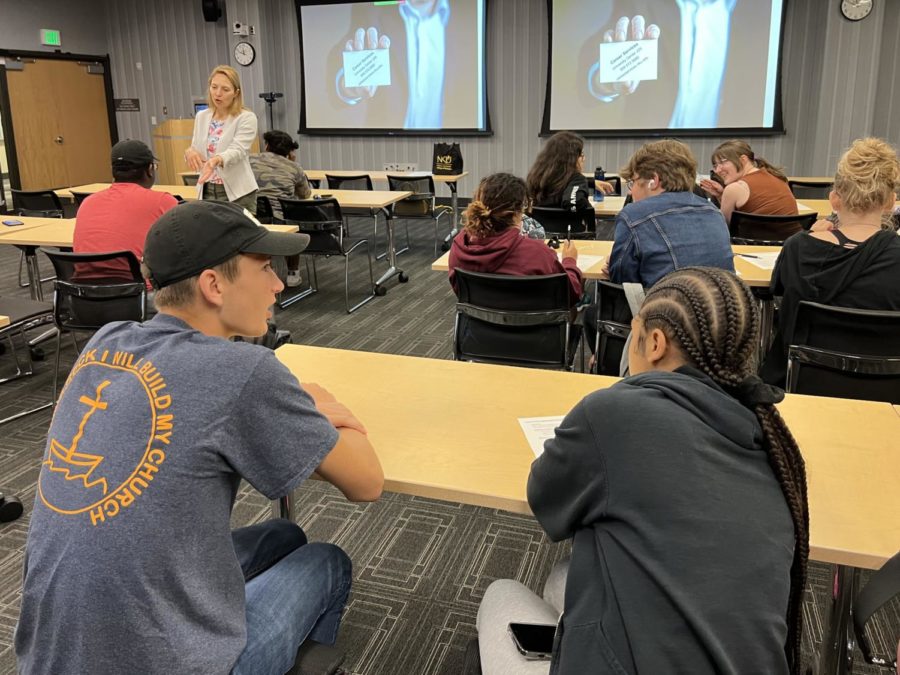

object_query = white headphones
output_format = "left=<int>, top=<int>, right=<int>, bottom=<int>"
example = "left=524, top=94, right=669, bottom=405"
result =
left=648, top=179, right=656, bottom=189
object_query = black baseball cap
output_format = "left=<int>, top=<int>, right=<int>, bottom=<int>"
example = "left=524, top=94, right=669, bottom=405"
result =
left=143, top=201, right=310, bottom=289
left=111, top=139, right=157, bottom=168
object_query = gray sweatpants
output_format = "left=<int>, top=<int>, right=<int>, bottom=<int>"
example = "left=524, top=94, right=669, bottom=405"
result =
left=475, top=559, right=569, bottom=675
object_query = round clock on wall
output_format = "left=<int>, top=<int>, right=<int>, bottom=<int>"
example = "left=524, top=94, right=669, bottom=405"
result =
left=234, top=41, right=256, bottom=66
left=841, top=0, right=874, bottom=21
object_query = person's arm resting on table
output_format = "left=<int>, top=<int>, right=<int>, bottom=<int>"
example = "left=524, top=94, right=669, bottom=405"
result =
left=303, top=382, right=384, bottom=502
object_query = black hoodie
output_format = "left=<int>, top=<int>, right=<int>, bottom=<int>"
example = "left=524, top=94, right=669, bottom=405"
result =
left=528, top=367, right=794, bottom=675
left=761, top=229, right=900, bottom=385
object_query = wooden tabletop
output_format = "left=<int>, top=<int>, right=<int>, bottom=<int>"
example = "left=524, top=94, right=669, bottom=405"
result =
left=0, top=216, right=76, bottom=236
left=56, top=184, right=196, bottom=200
left=592, top=197, right=820, bottom=217
left=431, top=240, right=777, bottom=288
left=0, top=315, right=9, bottom=329
left=177, top=170, right=469, bottom=184
left=276, top=345, right=900, bottom=569
left=309, top=188, right=412, bottom=210
left=0, top=221, right=297, bottom=248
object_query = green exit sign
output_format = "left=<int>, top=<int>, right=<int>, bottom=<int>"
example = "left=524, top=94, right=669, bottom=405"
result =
left=40, top=29, right=61, bottom=47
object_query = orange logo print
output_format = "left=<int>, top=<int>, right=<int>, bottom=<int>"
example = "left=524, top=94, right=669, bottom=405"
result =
left=39, top=348, right=174, bottom=526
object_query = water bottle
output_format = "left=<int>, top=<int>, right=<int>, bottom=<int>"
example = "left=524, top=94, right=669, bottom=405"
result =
left=594, top=166, right=605, bottom=202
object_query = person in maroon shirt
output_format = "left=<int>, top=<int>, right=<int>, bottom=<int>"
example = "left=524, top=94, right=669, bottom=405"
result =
left=74, top=140, right=178, bottom=279
left=448, top=172, right=583, bottom=305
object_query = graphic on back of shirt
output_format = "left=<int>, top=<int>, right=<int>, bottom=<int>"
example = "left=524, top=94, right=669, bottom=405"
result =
left=39, top=347, right=174, bottom=527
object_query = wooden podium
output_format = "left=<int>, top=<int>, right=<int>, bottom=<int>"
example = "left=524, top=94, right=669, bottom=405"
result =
left=151, top=118, right=259, bottom=186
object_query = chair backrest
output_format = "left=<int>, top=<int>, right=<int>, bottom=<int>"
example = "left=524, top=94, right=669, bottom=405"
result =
left=387, top=174, right=435, bottom=217
left=41, top=249, right=146, bottom=330
left=325, top=173, right=373, bottom=191
left=852, top=549, right=900, bottom=670
left=530, top=206, right=595, bottom=238
left=787, top=180, right=833, bottom=200
left=279, top=197, right=346, bottom=255
left=256, top=195, right=276, bottom=223
left=181, top=174, right=198, bottom=186
left=729, top=210, right=817, bottom=243
left=12, top=189, right=64, bottom=217
left=786, top=301, right=900, bottom=404
left=596, top=280, right=633, bottom=375
left=452, top=268, right=572, bottom=369
left=606, top=175, right=622, bottom=196
left=71, top=192, right=92, bottom=207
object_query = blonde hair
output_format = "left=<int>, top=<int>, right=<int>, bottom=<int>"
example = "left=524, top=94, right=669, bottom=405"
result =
left=143, top=256, right=240, bottom=310
left=463, top=173, right=527, bottom=239
left=206, top=65, right=244, bottom=117
left=711, top=140, right=788, bottom=182
left=833, top=137, right=900, bottom=220
left=620, top=139, right=697, bottom=193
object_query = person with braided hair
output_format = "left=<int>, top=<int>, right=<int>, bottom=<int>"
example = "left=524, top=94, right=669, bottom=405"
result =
left=477, top=267, right=809, bottom=675
left=448, top=172, right=584, bottom=305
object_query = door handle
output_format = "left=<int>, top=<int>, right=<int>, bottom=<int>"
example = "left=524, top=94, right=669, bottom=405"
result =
left=54, top=136, right=64, bottom=145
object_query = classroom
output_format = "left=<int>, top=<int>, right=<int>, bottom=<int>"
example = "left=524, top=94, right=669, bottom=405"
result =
left=0, top=1, right=898, bottom=674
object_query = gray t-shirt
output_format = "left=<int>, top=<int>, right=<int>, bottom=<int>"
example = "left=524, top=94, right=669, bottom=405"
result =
left=16, top=313, right=339, bottom=674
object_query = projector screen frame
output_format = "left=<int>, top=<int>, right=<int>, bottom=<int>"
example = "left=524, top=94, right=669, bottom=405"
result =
left=539, top=0, right=789, bottom=138
left=295, top=0, right=494, bottom=137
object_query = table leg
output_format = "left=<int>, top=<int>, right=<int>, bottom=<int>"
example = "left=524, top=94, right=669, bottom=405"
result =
left=19, top=246, right=44, bottom=301
left=441, top=180, right=460, bottom=250
left=374, top=208, right=408, bottom=294
left=274, top=492, right=294, bottom=521
left=818, top=564, right=859, bottom=675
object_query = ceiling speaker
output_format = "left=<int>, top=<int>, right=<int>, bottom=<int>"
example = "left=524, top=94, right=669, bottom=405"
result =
left=201, top=0, right=222, bottom=22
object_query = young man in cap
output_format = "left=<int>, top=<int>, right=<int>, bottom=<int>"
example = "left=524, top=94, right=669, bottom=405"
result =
left=17, top=201, right=384, bottom=675
left=73, top=139, right=178, bottom=276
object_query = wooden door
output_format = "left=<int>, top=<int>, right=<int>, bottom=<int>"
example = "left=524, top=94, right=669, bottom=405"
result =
left=6, top=58, right=112, bottom=191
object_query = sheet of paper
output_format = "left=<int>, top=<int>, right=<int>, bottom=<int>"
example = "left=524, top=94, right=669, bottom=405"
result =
left=597, top=39, right=658, bottom=84
left=556, top=253, right=604, bottom=272
left=343, top=49, right=391, bottom=88
left=518, top=416, right=564, bottom=458
left=796, top=201, right=815, bottom=214
left=737, top=251, right=780, bottom=270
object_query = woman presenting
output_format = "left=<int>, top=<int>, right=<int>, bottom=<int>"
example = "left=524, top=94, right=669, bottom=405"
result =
left=185, top=65, right=259, bottom=214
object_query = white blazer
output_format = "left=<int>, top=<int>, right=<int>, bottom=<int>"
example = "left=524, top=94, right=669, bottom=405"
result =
left=191, top=108, right=259, bottom=202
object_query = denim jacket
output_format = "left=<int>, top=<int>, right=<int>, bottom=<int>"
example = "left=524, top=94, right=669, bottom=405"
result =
left=608, top=191, right=735, bottom=288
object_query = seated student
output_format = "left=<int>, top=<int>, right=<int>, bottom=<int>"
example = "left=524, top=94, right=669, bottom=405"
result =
left=761, top=137, right=900, bottom=386
left=73, top=139, right=178, bottom=278
left=448, top=172, right=583, bottom=304
left=477, top=267, right=809, bottom=675
left=16, top=201, right=384, bottom=675
left=250, top=130, right=313, bottom=286
left=526, top=130, right=613, bottom=215
left=699, top=140, right=798, bottom=225
left=606, top=139, right=734, bottom=287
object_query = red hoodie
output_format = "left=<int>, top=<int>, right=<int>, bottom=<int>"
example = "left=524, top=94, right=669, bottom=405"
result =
left=448, top=227, right=584, bottom=304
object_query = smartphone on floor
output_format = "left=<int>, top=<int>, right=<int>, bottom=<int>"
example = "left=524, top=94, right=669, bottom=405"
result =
left=508, top=622, right=556, bottom=660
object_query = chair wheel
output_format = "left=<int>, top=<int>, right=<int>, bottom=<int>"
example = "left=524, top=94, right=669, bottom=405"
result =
left=30, top=346, right=46, bottom=361
left=0, top=495, right=24, bottom=523
left=375, top=285, right=387, bottom=297
left=398, top=273, right=409, bottom=283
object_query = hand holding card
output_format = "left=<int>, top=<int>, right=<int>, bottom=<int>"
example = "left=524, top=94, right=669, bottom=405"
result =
left=590, top=15, right=661, bottom=100
left=340, top=26, right=392, bottom=100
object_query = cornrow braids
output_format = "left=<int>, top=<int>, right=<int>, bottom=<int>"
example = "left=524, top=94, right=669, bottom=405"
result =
left=638, top=267, right=809, bottom=674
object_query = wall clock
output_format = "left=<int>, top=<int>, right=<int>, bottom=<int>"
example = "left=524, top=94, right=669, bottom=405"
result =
left=234, top=41, right=256, bottom=66
left=841, top=0, right=873, bottom=21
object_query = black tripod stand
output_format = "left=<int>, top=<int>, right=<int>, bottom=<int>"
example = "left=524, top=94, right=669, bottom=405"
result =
left=259, top=91, right=283, bottom=130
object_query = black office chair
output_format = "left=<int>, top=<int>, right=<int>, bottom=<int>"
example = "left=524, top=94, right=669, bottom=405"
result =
left=256, top=195, right=277, bottom=224
left=181, top=173, right=198, bottom=186
left=71, top=192, right=92, bottom=207
left=530, top=206, right=596, bottom=240
left=852, top=550, right=900, bottom=672
left=12, top=189, right=66, bottom=288
left=729, top=211, right=817, bottom=245
left=788, top=179, right=833, bottom=200
left=0, top=296, right=56, bottom=426
left=279, top=198, right=376, bottom=313
left=786, top=301, right=900, bottom=404
left=41, top=249, right=147, bottom=400
left=452, top=269, right=577, bottom=370
left=324, top=173, right=388, bottom=244
left=387, top=174, right=450, bottom=256
left=593, top=280, right=633, bottom=376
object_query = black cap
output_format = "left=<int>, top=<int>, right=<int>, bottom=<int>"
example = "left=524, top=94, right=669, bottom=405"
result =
left=143, top=201, right=310, bottom=289
left=111, top=139, right=157, bottom=168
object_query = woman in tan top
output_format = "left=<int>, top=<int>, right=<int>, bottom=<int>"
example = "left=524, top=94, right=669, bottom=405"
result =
left=699, top=140, right=797, bottom=224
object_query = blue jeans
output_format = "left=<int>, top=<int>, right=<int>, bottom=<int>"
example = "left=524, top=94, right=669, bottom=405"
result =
left=230, top=520, right=352, bottom=675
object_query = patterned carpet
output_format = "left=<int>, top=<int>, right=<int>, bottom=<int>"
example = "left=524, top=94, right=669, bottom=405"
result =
left=0, top=213, right=895, bottom=674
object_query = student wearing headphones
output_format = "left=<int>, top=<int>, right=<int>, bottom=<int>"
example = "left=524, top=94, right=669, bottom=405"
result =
left=605, top=139, right=734, bottom=287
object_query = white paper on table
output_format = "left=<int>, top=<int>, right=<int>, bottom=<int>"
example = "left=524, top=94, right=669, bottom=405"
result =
left=597, top=39, right=658, bottom=84
left=518, top=416, right=564, bottom=458
left=556, top=253, right=604, bottom=272
left=737, top=251, right=780, bottom=270
left=796, top=201, right=815, bottom=214
left=343, top=49, right=391, bottom=88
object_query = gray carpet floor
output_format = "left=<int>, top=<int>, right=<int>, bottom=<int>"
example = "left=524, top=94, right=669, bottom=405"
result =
left=0, top=213, right=896, bottom=674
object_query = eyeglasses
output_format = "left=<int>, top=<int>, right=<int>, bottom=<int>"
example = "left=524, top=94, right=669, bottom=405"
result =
left=625, top=179, right=634, bottom=191
left=712, top=160, right=729, bottom=170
